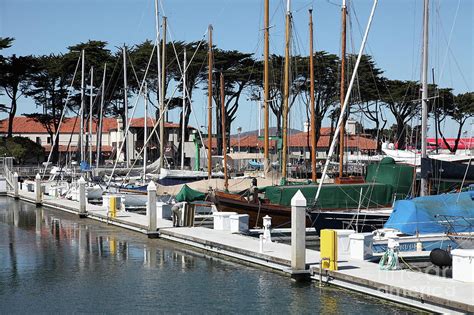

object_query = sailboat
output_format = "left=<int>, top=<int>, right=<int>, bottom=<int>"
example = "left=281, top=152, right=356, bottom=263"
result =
left=377, top=0, right=474, bottom=250
left=211, top=0, right=401, bottom=231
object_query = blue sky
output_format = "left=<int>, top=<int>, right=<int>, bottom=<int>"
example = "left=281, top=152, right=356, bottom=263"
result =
left=1, top=0, right=473, bottom=137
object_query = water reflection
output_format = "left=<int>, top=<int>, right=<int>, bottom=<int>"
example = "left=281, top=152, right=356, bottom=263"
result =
left=0, top=198, right=417, bottom=314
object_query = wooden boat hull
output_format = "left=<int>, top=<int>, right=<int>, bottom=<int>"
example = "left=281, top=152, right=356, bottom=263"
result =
left=213, top=190, right=391, bottom=233
left=212, top=191, right=312, bottom=228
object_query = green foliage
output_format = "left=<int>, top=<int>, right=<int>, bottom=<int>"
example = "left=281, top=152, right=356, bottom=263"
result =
left=0, top=37, right=14, bottom=51
left=0, top=136, right=44, bottom=163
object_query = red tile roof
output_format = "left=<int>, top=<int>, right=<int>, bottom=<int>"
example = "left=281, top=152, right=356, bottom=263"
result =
left=205, top=130, right=376, bottom=151
left=0, top=116, right=187, bottom=134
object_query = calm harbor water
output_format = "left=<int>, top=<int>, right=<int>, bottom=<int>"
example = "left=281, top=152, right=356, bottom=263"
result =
left=0, top=197, right=418, bottom=314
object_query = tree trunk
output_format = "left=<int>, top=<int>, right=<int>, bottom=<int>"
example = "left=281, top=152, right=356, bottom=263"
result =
left=396, top=117, right=406, bottom=150
left=7, top=87, right=18, bottom=138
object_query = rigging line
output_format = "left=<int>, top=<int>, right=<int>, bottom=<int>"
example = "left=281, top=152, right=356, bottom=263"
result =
left=435, top=3, right=469, bottom=90
left=106, top=42, right=157, bottom=187
left=315, top=0, right=378, bottom=203
left=166, top=20, right=208, bottom=78
left=434, top=0, right=461, bottom=87
left=126, top=49, right=142, bottom=88
left=123, top=82, right=182, bottom=180
left=41, top=52, right=81, bottom=180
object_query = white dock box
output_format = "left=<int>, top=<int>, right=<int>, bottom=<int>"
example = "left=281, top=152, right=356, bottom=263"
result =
left=213, top=212, right=237, bottom=231
left=230, top=214, right=249, bottom=233
left=452, top=249, right=474, bottom=282
left=349, top=233, right=374, bottom=260
left=334, top=229, right=355, bottom=257
left=157, top=202, right=172, bottom=219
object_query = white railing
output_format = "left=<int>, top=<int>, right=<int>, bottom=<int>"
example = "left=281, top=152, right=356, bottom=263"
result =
left=1, top=157, right=15, bottom=191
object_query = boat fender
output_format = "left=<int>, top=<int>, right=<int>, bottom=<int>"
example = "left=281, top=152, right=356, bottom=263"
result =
left=429, top=248, right=452, bottom=267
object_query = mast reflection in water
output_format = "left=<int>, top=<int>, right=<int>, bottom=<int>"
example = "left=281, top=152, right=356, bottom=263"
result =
left=0, top=197, right=417, bottom=313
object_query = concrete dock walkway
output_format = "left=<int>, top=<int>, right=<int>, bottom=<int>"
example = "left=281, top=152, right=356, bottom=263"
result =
left=9, top=189, right=473, bottom=313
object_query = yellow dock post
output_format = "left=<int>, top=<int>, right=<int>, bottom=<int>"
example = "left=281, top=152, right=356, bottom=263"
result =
left=320, top=229, right=338, bottom=271
left=109, top=196, right=116, bottom=218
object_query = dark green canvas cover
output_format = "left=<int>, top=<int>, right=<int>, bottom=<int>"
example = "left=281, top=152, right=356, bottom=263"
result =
left=365, top=157, right=414, bottom=198
left=263, top=183, right=394, bottom=209
left=262, top=158, right=414, bottom=209
left=175, top=184, right=206, bottom=202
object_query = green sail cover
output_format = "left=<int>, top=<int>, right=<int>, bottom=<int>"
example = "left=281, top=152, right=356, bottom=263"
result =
left=365, top=157, right=414, bottom=198
left=175, top=184, right=206, bottom=202
left=263, top=183, right=394, bottom=209
left=262, top=158, right=414, bottom=209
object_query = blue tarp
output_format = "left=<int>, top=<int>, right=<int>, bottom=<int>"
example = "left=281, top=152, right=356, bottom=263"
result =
left=384, top=191, right=474, bottom=235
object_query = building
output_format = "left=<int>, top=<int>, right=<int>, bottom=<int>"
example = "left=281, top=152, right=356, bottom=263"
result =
left=0, top=116, right=197, bottom=166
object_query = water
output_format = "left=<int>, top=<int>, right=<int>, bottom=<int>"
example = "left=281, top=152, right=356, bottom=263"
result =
left=0, top=197, right=420, bottom=314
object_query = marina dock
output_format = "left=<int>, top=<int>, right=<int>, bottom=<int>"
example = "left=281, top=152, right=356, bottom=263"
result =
left=6, top=187, right=473, bottom=313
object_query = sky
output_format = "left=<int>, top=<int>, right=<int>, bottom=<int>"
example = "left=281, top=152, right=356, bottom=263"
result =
left=1, top=0, right=473, bottom=138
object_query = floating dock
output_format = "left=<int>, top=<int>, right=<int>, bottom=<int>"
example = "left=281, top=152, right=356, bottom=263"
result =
left=6, top=188, right=474, bottom=313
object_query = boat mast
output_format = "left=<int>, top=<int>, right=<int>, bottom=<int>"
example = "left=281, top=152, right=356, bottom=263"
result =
left=123, top=45, right=130, bottom=168
left=89, top=66, right=94, bottom=167
left=315, top=0, right=378, bottom=203
left=338, top=0, right=347, bottom=178
left=220, top=73, right=228, bottom=191
left=309, top=8, right=316, bottom=183
left=207, top=25, right=213, bottom=179
left=159, top=16, right=167, bottom=172
left=420, top=0, right=429, bottom=196
left=144, top=83, right=148, bottom=181
left=80, top=49, right=85, bottom=163
left=281, top=0, right=291, bottom=181
left=181, top=48, right=187, bottom=170
left=96, top=63, right=106, bottom=169
left=263, top=0, right=270, bottom=174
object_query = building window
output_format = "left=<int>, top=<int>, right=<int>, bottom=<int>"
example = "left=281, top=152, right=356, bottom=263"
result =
left=47, top=137, right=51, bottom=144
left=36, top=137, right=41, bottom=145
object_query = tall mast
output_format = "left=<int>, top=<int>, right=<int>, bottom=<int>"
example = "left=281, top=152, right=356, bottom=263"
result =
left=143, top=83, right=148, bottom=181
left=263, top=0, right=270, bottom=174
left=220, top=73, right=228, bottom=191
left=122, top=45, right=129, bottom=168
left=80, top=49, right=85, bottom=163
left=281, top=0, right=291, bottom=180
left=420, top=0, right=429, bottom=196
left=309, top=8, right=317, bottom=183
left=89, top=66, right=94, bottom=166
left=181, top=49, right=186, bottom=170
left=207, top=25, right=213, bottom=179
left=160, top=16, right=167, bottom=171
left=338, top=0, right=347, bottom=178
left=96, top=63, right=106, bottom=169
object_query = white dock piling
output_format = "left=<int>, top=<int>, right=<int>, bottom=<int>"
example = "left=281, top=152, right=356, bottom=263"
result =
left=13, top=172, right=19, bottom=199
left=147, top=181, right=157, bottom=235
left=291, top=190, right=306, bottom=271
left=35, top=173, right=42, bottom=206
left=262, top=215, right=272, bottom=243
left=78, top=177, right=87, bottom=218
